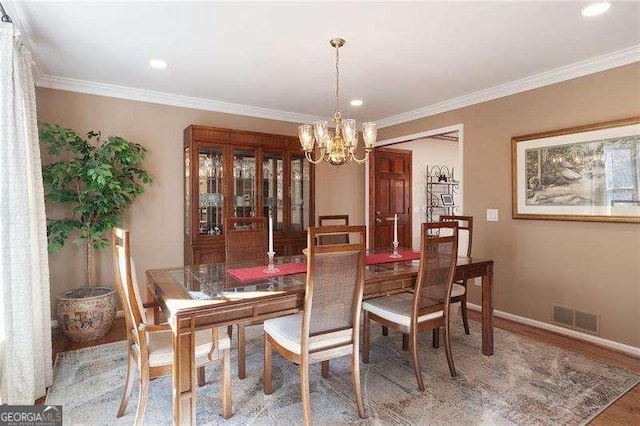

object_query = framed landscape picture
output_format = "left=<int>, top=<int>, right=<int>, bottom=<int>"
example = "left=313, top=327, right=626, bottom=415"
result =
left=512, top=117, right=640, bottom=223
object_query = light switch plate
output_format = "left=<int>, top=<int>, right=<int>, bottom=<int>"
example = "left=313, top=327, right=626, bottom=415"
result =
left=487, top=209, right=499, bottom=222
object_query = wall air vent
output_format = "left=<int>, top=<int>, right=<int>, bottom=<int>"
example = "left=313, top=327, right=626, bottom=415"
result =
left=552, top=304, right=599, bottom=335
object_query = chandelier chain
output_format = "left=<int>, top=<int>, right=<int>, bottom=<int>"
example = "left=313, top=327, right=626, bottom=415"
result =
left=335, top=43, right=340, bottom=117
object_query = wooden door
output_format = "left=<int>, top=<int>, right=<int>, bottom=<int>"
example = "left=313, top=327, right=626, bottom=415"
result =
left=369, top=148, right=412, bottom=249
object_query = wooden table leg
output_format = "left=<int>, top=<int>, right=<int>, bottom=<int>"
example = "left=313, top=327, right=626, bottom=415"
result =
left=173, top=314, right=196, bottom=425
left=481, top=262, right=494, bottom=355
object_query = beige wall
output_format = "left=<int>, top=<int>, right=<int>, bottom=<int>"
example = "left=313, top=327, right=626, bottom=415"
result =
left=37, top=62, right=640, bottom=347
left=379, top=63, right=640, bottom=347
left=36, top=88, right=364, bottom=317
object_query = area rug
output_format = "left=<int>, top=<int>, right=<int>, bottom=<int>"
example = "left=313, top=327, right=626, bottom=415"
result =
left=46, top=315, right=639, bottom=425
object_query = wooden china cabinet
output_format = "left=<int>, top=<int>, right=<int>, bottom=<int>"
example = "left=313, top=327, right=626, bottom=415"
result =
left=184, top=125, right=315, bottom=265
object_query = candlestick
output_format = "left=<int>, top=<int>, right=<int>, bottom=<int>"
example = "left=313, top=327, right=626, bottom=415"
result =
left=263, top=251, right=279, bottom=273
left=390, top=241, right=401, bottom=258
left=390, top=214, right=401, bottom=258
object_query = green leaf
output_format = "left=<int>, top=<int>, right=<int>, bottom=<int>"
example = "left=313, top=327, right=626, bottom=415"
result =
left=39, top=122, right=153, bottom=284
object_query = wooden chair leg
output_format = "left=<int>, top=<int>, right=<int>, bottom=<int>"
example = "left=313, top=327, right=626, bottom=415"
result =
left=300, top=360, right=312, bottom=426
left=222, top=347, right=232, bottom=419
left=238, top=323, right=246, bottom=379
left=444, top=318, right=457, bottom=377
left=134, top=364, right=150, bottom=426
left=381, top=326, right=388, bottom=336
left=432, top=328, right=440, bottom=349
left=117, top=351, right=136, bottom=417
left=460, top=293, right=470, bottom=335
left=321, top=360, right=330, bottom=378
left=197, top=366, right=206, bottom=387
left=410, top=329, right=425, bottom=392
left=402, top=333, right=409, bottom=351
left=362, top=311, right=370, bottom=364
left=351, top=350, right=366, bottom=419
left=263, top=335, right=273, bottom=395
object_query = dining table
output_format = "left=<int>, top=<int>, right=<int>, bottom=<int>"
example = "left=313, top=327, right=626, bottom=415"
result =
left=145, top=249, right=494, bottom=425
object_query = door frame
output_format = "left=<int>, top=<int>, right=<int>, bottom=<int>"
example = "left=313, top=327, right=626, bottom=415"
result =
left=365, top=123, right=464, bottom=248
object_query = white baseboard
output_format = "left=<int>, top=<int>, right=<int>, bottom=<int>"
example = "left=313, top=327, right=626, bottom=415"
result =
left=51, top=310, right=125, bottom=330
left=467, top=303, right=640, bottom=358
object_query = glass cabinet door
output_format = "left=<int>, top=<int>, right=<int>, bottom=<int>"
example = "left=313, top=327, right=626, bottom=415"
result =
left=290, top=154, right=310, bottom=232
left=198, top=147, right=224, bottom=236
left=263, top=151, right=284, bottom=231
left=233, top=149, right=257, bottom=218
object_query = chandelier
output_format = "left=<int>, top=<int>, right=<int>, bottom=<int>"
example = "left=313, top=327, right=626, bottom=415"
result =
left=298, top=38, right=377, bottom=165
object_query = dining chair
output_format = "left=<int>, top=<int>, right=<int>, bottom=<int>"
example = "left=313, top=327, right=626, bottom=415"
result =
left=224, top=217, right=268, bottom=379
left=263, top=225, right=367, bottom=425
left=362, top=221, right=459, bottom=392
left=438, top=215, right=473, bottom=341
left=225, top=217, right=268, bottom=263
left=111, top=228, right=232, bottom=424
left=317, top=214, right=350, bottom=245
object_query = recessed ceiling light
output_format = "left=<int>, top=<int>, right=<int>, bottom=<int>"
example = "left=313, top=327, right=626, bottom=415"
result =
left=581, top=2, right=611, bottom=17
left=149, top=59, right=168, bottom=70
left=350, top=99, right=363, bottom=107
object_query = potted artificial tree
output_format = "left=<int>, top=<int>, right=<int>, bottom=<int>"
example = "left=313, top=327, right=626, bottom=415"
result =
left=40, top=122, right=152, bottom=342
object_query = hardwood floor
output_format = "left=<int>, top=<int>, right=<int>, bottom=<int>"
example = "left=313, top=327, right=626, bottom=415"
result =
left=46, top=314, right=639, bottom=423
left=51, top=317, right=127, bottom=363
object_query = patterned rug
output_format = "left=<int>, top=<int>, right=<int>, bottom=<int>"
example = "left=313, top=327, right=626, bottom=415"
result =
left=46, top=315, right=639, bottom=425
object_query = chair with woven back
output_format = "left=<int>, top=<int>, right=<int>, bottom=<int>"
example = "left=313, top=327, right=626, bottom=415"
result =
left=317, top=214, right=350, bottom=245
left=263, top=225, right=367, bottom=425
left=362, top=221, right=459, bottom=391
left=111, top=228, right=231, bottom=424
left=224, top=217, right=268, bottom=379
left=225, top=217, right=268, bottom=264
left=432, top=214, right=473, bottom=347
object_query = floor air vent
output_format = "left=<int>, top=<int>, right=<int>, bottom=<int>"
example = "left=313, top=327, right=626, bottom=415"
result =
left=552, top=304, right=599, bottom=335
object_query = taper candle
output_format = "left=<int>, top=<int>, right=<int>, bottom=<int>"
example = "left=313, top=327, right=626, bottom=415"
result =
left=393, top=213, right=398, bottom=243
left=268, top=215, right=274, bottom=253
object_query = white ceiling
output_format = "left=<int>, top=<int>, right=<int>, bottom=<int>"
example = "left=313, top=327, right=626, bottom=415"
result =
left=7, top=1, right=640, bottom=127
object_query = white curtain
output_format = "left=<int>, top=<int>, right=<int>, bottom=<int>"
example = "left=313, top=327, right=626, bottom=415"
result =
left=0, top=21, right=53, bottom=404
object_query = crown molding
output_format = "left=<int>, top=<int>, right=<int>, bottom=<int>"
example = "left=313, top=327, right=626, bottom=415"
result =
left=36, top=74, right=324, bottom=125
left=31, top=42, right=639, bottom=129
left=377, top=44, right=640, bottom=129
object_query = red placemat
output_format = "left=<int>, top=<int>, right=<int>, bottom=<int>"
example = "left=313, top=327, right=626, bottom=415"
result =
left=226, top=262, right=307, bottom=283
left=366, top=250, right=421, bottom=265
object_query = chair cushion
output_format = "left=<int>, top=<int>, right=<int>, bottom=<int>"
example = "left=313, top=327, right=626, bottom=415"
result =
left=264, top=313, right=352, bottom=355
left=362, top=293, right=443, bottom=327
left=134, top=328, right=230, bottom=367
left=451, top=283, right=466, bottom=298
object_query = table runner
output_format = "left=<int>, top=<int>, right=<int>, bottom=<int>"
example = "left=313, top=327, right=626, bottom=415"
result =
left=225, top=250, right=421, bottom=283
left=226, top=262, right=307, bottom=282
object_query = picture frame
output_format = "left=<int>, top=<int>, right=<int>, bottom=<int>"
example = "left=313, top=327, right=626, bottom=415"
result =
left=441, top=193, right=454, bottom=206
left=512, top=116, right=640, bottom=223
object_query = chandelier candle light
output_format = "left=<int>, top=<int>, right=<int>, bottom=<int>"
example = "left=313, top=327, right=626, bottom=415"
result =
left=298, top=38, right=377, bottom=165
